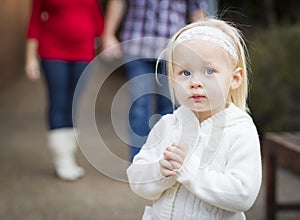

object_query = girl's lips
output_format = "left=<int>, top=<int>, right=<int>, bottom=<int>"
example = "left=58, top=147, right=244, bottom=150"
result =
left=190, top=94, right=206, bottom=101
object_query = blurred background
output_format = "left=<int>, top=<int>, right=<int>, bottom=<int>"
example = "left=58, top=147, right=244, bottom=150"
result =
left=0, top=0, right=299, bottom=219
left=2, top=0, right=300, bottom=132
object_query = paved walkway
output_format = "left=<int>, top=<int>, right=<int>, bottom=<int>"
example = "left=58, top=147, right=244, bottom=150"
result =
left=0, top=71, right=299, bottom=220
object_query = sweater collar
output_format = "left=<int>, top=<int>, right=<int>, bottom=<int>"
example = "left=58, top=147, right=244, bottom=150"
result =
left=173, top=104, right=253, bottom=168
left=174, top=103, right=252, bottom=130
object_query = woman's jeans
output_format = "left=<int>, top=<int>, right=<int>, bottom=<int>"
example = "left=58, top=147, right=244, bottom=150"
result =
left=124, top=59, right=173, bottom=161
left=41, top=60, right=88, bottom=130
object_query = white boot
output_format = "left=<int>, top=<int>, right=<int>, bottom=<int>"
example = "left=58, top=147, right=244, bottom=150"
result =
left=47, top=128, right=85, bottom=181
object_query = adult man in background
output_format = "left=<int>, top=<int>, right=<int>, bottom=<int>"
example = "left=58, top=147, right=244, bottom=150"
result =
left=102, top=0, right=208, bottom=161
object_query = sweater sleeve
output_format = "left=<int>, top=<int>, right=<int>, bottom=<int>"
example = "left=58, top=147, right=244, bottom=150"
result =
left=176, top=123, right=262, bottom=212
left=127, top=116, right=177, bottom=200
left=27, top=0, right=43, bottom=40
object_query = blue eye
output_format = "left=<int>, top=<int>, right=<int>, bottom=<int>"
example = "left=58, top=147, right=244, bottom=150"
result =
left=205, top=68, right=214, bottom=75
left=181, top=70, right=191, bottom=76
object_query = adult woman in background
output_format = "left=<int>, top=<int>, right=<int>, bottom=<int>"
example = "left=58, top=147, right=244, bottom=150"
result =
left=25, top=0, right=104, bottom=181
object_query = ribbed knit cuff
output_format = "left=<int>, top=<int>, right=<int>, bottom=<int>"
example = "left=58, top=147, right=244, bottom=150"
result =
left=175, top=152, right=201, bottom=183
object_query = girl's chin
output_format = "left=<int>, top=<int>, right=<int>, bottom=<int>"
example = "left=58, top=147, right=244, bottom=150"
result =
left=186, top=103, right=210, bottom=112
left=188, top=104, right=226, bottom=114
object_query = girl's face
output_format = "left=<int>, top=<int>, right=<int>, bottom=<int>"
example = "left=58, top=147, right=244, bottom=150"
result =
left=172, top=39, right=240, bottom=121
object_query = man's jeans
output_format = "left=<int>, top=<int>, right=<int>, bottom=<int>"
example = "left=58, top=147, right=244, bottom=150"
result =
left=124, top=59, right=173, bottom=161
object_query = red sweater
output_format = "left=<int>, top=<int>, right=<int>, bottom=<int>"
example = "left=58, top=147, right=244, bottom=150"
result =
left=27, top=0, right=104, bottom=61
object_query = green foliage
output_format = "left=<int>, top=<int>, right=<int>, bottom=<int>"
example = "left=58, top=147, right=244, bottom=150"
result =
left=248, top=25, right=300, bottom=135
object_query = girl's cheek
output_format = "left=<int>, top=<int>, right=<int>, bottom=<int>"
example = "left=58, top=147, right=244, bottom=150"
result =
left=174, top=77, right=189, bottom=89
left=206, top=87, right=227, bottom=108
left=174, top=83, right=188, bottom=96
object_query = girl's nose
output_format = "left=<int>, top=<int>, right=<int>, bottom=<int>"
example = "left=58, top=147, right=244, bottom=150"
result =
left=190, top=75, right=203, bottom=88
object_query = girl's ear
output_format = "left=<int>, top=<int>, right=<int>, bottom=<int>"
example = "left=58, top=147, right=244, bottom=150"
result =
left=230, top=67, right=243, bottom=90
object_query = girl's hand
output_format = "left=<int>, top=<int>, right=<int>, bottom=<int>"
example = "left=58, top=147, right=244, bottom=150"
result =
left=163, top=143, right=188, bottom=170
left=159, top=158, right=176, bottom=177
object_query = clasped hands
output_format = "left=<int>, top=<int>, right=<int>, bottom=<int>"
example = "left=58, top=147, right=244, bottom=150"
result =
left=159, top=143, right=188, bottom=177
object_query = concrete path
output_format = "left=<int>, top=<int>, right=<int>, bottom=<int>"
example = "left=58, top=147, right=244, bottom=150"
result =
left=0, top=72, right=299, bottom=220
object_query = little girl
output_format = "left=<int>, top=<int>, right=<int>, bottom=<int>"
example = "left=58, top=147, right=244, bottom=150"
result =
left=127, top=18, right=262, bottom=220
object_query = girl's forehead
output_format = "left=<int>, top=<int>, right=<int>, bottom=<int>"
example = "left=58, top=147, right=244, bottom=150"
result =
left=172, top=40, right=232, bottom=67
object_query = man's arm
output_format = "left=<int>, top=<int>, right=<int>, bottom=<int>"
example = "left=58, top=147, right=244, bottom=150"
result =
left=190, top=9, right=207, bottom=22
left=188, top=0, right=208, bottom=22
left=101, top=0, right=126, bottom=60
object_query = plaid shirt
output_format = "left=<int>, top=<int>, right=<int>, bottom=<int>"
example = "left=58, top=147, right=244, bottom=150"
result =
left=120, top=0, right=208, bottom=58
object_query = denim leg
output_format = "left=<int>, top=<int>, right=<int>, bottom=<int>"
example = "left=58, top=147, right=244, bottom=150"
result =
left=42, top=60, right=70, bottom=129
left=124, top=59, right=157, bottom=160
left=41, top=60, right=88, bottom=130
left=156, top=63, right=174, bottom=116
left=68, top=62, right=89, bottom=127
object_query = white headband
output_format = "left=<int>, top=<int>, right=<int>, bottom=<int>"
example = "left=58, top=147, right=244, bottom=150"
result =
left=174, top=26, right=238, bottom=61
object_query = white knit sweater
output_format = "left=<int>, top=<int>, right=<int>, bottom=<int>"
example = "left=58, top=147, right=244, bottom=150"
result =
left=127, top=103, right=262, bottom=220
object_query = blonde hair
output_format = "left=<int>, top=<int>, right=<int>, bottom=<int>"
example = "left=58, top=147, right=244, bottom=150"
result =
left=161, top=18, right=250, bottom=112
